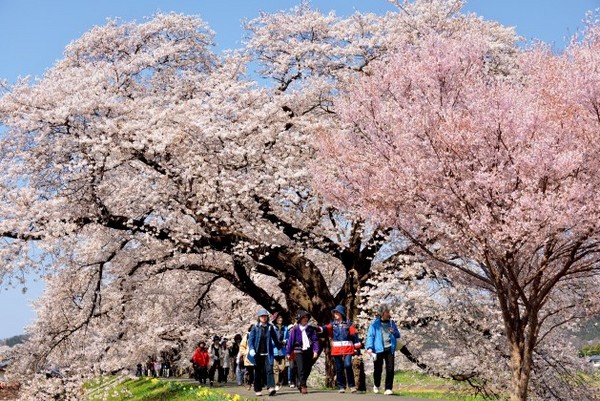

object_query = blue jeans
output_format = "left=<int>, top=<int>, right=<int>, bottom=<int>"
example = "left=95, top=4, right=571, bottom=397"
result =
left=236, top=363, right=245, bottom=385
left=334, top=354, right=355, bottom=389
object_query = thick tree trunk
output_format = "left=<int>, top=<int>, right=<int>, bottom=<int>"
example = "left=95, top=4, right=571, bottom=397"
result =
left=325, top=352, right=336, bottom=388
left=508, top=339, right=534, bottom=401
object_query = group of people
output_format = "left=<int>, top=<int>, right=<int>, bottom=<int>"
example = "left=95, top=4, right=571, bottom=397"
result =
left=190, top=304, right=400, bottom=396
left=190, top=334, right=242, bottom=385
left=136, top=359, right=172, bottom=378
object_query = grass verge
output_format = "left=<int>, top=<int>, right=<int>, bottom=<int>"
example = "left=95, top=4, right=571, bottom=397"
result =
left=85, top=377, right=244, bottom=401
left=393, top=371, right=489, bottom=401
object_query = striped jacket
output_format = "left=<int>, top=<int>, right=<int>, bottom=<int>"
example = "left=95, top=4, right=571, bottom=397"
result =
left=323, top=320, right=361, bottom=356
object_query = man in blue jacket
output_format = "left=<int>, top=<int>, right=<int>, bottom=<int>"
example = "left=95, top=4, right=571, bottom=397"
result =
left=248, top=308, right=282, bottom=396
left=365, top=304, right=401, bottom=395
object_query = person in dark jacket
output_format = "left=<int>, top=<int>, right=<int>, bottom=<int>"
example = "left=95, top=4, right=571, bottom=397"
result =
left=365, top=304, right=401, bottom=395
left=208, top=335, right=223, bottom=386
left=231, top=333, right=243, bottom=385
left=248, top=308, right=282, bottom=396
left=286, top=310, right=320, bottom=395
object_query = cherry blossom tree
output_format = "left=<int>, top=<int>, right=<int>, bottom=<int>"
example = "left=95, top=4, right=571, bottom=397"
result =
left=314, top=19, right=600, bottom=401
left=0, top=0, right=530, bottom=393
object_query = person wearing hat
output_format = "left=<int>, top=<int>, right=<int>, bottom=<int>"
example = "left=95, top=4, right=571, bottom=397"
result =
left=365, top=304, right=400, bottom=395
left=248, top=308, right=282, bottom=396
left=208, top=335, right=224, bottom=386
left=322, top=305, right=361, bottom=393
left=286, top=310, right=320, bottom=394
left=191, top=341, right=209, bottom=384
left=271, top=312, right=289, bottom=391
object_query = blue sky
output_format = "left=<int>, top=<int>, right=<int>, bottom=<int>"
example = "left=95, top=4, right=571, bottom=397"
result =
left=0, top=0, right=598, bottom=339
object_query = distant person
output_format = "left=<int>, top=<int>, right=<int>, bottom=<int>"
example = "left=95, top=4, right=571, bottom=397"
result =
left=239, top=325, right=255, bottom=391
left=271, top=312, right=289, bottom=391
left=248, top=308, right=281, bottom=396
left=191, top=341, right=210, bottom=384
left=135, top=363, right=143, bottom=377
left=286, top=310, right=320, bottom=394
left=231, top=334, right=243, bottom=384
left=220, top=338, right=231, bottom=383
left=323, top=305, right=361, bottom=393
left=146, top=359, right=154, bottom=377
left=208, top=335, right=223, bottom=386
left=365, top=304, right=401, bottom=395
left=286, top=322, right=297, bottom=388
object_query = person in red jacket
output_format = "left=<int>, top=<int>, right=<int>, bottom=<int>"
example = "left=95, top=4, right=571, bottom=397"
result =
left=322, top=305, right=361, bottom=393
left=191, top=341, right=210, bottom=384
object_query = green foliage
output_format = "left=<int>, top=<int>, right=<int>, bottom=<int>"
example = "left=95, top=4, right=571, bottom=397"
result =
left=580, top=342, right=600, bottom=357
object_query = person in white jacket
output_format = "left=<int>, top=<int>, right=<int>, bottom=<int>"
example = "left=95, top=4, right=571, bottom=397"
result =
left=220, top=338, right=231, bottom=383
left=208, top=335, right=223, bottom=386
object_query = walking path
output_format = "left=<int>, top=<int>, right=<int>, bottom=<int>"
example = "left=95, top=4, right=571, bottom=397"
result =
left=166, top=378, right=438, bottom=401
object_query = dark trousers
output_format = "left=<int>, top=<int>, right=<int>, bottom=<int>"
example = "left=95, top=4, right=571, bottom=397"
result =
left=209, top=361, right=221, bottom=383
left=334, top=354, right=355, bottom=389
left=254, top=354, right=275, bottom=392
left=294, top=350, right=314, bottom=388
left=193, top=365, right=208, bottom=383
left=219, top=367, right=229, bottom=382
left=373, top=349, right=395, bottom=390
left=245, top=365, right=255, bottom=387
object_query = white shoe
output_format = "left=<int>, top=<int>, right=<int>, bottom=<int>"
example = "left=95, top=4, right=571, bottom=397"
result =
left=289, top=384, right=295, bottom=388
left=373, top=386, right=379, bottom=394
left=384, top=389, right=393, bottom=395
left=339, top=389, right=345, bottom=393
left=275, top=386, right=281, bottom=391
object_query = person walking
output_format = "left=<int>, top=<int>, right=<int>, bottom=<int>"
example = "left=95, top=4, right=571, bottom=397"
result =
left=323, top=305, right=361, bottom=393
left=219, top=338, right=231, bottom=383
left=248, top=308, right=282, bottom=396
left=365, top=305, right=401, bottom=395
left=287, top=323, right=297, bottom=389
left=191, top=341, right=210, bottom=384
left=208, top=335, right=223, bottom=386
left=232, top=334, right=243, bottom=385
left=286, top=310, right=320, bottom=395
left=271, top=312, right=289, bottom=391
left=239, top=325, right=255, bottom=391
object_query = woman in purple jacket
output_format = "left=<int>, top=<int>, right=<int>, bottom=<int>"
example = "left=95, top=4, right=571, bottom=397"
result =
left=286, top=310, right=320, bottom=394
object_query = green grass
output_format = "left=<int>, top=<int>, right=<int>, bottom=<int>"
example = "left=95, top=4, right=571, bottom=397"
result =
left=85, top=377, right=244, bottom=401
left=393, top=371, right=490, bottom=401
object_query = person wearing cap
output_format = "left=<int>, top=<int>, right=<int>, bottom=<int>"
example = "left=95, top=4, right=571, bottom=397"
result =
left=208, top=335, right=224, bottom=386
left=322, top=305, right=361, bottom=393
left=286, top=310, right=320, bottom=394
left=271, top=312, right=289, bottom=391
left=191, top=341, right=210, bottom=384
left=365, top=304, right=400, bottom=395
left=248, top=308, right=282, bottom=396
